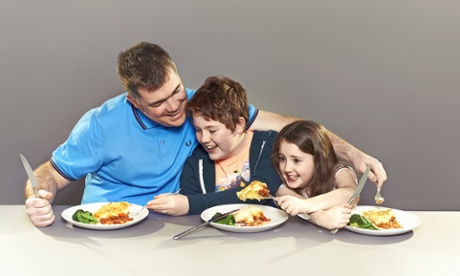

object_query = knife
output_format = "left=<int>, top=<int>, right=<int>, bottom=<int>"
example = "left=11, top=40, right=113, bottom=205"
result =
left=19, top=153, right=39, bottom=197
left=330, top=164, right=371, bottom=235
left=173, top=209, right=240, bottom=240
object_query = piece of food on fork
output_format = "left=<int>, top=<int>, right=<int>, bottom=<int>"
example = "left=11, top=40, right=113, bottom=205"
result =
left=236, top=180, right=271, bottom=201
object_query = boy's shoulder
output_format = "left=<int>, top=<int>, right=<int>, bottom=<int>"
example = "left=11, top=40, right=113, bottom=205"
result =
left=252, top=130, right=278, bottom=140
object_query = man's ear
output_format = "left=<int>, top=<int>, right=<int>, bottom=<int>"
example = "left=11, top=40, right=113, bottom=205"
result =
left=126, top=94, right=140, bottom=109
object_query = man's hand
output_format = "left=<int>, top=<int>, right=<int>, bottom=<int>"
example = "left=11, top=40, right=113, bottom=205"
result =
left=25, top=190, right=55, bottom=227
left=351, top=152, right=387, bottom=189
left=146, top=194, right=189, bottom=216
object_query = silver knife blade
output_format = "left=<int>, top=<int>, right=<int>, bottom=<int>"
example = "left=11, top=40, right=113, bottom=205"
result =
left=330, top=164, right=371, bottom=235
left=347, top=164, right=371, bottom=206
left=19, top=153, right=39, bottom=197
left=173, top=209, right=240, bottom=240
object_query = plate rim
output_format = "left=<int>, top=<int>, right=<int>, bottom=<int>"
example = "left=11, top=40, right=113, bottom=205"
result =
left=345, top=205, right=422, bottom=236
left=201, top=203, right=288, bottom=233
left=61, top=202, right=148, bottom=230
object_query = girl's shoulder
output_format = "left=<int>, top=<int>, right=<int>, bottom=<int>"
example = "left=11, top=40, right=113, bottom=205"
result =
left=334, top=164, right=358, bottom=184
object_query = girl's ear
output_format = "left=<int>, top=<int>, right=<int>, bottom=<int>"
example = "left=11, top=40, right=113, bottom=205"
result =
left=235, top=117, right=247, bottom=134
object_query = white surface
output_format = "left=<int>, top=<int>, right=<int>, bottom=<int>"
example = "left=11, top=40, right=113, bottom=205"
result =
left=201, top=204, right=288, bottom=233
left=345, top=205, right=422, bottom=236
left=61, top=202, right=148, bottom=230
left=2, top=205, right=460, bottom=276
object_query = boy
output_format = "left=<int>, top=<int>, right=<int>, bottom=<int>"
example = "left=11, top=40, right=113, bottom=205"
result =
left=147, top=76, right=282, bottom=215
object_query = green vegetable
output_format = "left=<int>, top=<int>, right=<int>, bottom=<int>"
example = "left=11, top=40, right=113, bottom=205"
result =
left=348, top=214, right=379, bottom=230
left=212, top=212, right=236, bottom=226
left=72, top=209, right=98, bottom=224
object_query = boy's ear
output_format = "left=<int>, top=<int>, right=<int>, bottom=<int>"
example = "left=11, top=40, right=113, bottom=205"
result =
left=236, top=117, right=247, bottom=134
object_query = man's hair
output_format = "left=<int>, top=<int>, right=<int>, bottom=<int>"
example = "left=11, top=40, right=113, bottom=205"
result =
left=116, top=42, right=176, bottom=99
left=186, top=76, right=249, bottom=132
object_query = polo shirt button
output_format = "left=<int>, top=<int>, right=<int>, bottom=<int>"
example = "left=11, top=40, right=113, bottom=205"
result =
left=160, top=140, right=165, bottom=144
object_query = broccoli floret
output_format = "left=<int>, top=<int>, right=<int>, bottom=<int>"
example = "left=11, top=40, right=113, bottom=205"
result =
left=348, top=214, right=379, bottom=230
left=72, top=209, right=98, bottom=224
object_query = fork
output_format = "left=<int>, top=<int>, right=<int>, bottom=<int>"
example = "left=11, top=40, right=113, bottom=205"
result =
left=262, top=194, right=278, bottom=201
left=374, top=188, right=385, bottom=205
left=130, top=188, right=181, bottom=216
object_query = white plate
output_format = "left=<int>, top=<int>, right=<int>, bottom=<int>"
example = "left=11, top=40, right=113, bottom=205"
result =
left=61, top=202, right=148, bottom=230
left=345, top=205, right=422, bottom=236
left=201, top=204, right=288, bottom=233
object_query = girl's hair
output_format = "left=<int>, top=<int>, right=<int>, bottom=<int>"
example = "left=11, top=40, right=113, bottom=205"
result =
left=186, top=75, right=249, bottom=132
left=271, top=120, right=338, bottom=197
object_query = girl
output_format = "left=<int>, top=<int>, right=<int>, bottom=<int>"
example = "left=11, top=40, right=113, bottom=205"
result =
left=272, top=120, right=358, bottom=230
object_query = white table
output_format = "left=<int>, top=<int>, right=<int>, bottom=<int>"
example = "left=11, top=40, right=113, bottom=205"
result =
left=1, top=205, right=459, bottom=276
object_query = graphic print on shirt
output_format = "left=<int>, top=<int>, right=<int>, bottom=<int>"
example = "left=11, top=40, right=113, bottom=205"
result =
left=215, top=161, right=251, bottom=192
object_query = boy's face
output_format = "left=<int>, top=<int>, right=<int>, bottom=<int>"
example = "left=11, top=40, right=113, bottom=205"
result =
left=127, top=70, right=188, bottom=127
left=192, top=113, right=246, bottom=161
left=277, top=139, right=315, bottom=190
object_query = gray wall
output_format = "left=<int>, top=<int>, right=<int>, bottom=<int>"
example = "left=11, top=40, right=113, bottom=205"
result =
left=1, top=0, right=459, bottom=210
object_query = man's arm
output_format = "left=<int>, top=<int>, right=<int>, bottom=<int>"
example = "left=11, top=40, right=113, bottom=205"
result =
left=248, top=110, right=299, bottom=132
left=24, top=161, right=71, bottom=227
left=24, top=161, right=70, bottom=201
left=328, top=132, right=387, bottom=188
left=251, top=110, right=387, bottom=188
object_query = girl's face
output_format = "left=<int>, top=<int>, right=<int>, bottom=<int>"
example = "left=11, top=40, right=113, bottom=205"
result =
left=192, top=113, right=245, bottom=161
left=278, top=139, right=315, bottom=190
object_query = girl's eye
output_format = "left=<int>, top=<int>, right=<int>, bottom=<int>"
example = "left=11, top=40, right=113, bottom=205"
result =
left=278, top=156, right=286, bottom=162
left=293, top=158, right=301, bottom=163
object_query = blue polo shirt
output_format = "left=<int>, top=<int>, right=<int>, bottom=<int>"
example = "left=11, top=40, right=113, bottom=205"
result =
left=51, top=89, right=257, bottom=205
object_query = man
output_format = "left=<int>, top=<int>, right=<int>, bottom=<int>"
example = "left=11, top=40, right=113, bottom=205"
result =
left=25, top=42, right=386, bottom=226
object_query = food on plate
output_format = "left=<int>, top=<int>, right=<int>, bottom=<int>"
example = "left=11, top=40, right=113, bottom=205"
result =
left=72, top=209, right=98, bottom=224
left=93, top=202, right=133, bottom=225
left=212, top=212, right=236, bottom=226
left=362, top=208, right=402, bottom=229
left=348, top=214, right=379, bottom=230
left=213, top=207, right=271, bottom=227
left=236, top=180, right=270, bottom=201
left=233, top=206, right=271, bottom=226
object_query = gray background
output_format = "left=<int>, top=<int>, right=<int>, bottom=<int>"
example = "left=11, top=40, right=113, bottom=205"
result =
left=1, top=0, right=459, bottom=210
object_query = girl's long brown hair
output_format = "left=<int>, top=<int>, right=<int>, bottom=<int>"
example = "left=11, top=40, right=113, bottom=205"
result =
left=271, top=120, right=338, bottom=197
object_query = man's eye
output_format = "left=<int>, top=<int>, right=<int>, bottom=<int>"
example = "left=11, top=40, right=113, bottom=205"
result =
left=150, top=102, right=163, bottom=108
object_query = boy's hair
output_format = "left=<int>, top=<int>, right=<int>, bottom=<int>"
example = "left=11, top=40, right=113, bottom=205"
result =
left=271, top=120, right=338, bottom=197
left=186, top=76, right=249, bottom=132
left=116, top=42, right=176, bottom=99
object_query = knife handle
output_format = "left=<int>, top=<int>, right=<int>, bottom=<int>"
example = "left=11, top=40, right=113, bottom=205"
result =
left=173, top=222, right=209, bottom=240
left=331, top=196, right=361, bottom=235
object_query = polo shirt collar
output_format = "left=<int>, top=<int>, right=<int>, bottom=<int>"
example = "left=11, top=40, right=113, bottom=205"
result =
left=131, top=103, right=162, bottom=130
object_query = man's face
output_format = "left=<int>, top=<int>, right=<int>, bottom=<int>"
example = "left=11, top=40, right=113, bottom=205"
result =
left=128, top=70, right=188, bottom=127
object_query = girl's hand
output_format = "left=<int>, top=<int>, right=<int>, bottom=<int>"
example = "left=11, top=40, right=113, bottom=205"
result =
left=317, top=204, right=353, bottom=230
left=277, top=195, right=310, bottom=216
